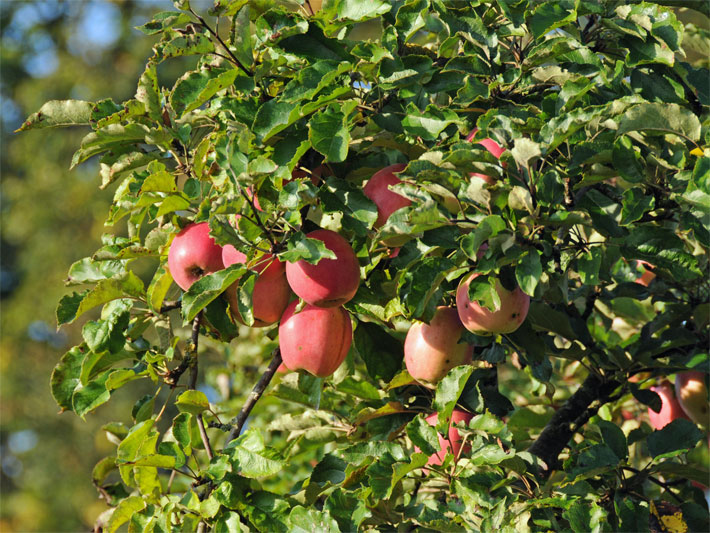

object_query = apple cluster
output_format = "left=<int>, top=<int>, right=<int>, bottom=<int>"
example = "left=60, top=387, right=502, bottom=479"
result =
left=167, top=131, right=532, bottom=466
left=167, top=222, right=359, bottom=378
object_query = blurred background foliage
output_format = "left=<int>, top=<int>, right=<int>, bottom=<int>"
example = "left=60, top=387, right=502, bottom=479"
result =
left=1, top=1, right=709, bottom=532
left=0, top=1, right=215, bottom=530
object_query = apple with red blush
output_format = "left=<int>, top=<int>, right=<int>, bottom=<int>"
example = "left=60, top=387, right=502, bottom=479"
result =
left=404, top=306, right=473, bottom=386
left=285, top=229, right=360, bottom=308
left=278, top=300, right=352, bottom=377
left=167, top=222, right=224, bottom=291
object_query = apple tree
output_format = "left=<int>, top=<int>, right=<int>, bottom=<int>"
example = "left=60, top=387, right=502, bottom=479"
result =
left=19, top=0, right=710, bottom=531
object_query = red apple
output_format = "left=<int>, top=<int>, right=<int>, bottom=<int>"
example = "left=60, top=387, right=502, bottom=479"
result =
left=635, top=260, right=656, bottom=286
left=363, top=163, right=411, bottom=227
left=278, top=300, right=352, bottom=377
left=415, top=410, right=474, bottom=469
left=647, top=380, right=690, bottom=430
left=404, top=306, right=474, bottom=385
left=456, top=273, right=530, bottom=335
left=466, top=128, right=505, bottom=184
left=285, top=229, right=360, bottom=307
left=222, top=245, right=291, bottom=327
left=675, top=371, right=709, bottom=427
left=167, top=222, right=224, bottom=291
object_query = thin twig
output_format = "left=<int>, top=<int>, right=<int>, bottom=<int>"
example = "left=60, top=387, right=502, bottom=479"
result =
left=225, top=348, right=283, bottom=442
left=160, top=300, right=182, bottom=313
left=190, top=9, right=251, bottom=76
left=621, top=466, right=684, bottom=504
left=187, top=313, right=214, bottom=460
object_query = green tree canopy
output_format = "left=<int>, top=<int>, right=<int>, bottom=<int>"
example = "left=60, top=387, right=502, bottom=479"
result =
left=16, top=0, right=710, bottom=531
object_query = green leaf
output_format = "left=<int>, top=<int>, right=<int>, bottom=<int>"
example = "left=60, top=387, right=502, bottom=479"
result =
left=401, top=103, right=460, bottom=141
left=353, top=321, right=403, bottom=382
left=117, top=420, right=156, bottom=463
left=231, top=5, right=253, bottom=68
left=136, top=11, right=191, bottom=34
left=66, top=257, right=128, bottom=285
left=156, top=33, right=214, bottom=59
left=279, top=232, right=337, bottom=264
left=528, top=0, right=578, bottom=38
left=617, top=102, right=701, bottom=141
left=648, top=419, right=703, bottom=459
left=135, top=62, right=161, bottom=121
left=577, top=247, right=602, bottom=286
left=406, top=414, right=440, bottom=455
left=433, top=365, right=474, bottom=431
left=181, top=264, right=247, bottom=322
left=289, top=506, right=340, bottom=533
left=171, top=68, right=238, bottom=117
left=57, top=272, right=145, bottom=325
left=621, top=188, right=655, bottom=225
left=562, top=499, right=605, bottom=533
left=460, top=215, right=506, bottom=260
left=308, top=105, right=350, bottom=163
left=229, top=430, right=284, bottom=478
left=515, top=249, right=542, bottom=297
left=335, top=377, right=380, bottom=400
left=16, top=100, right=93, bottom=131
left=176, top=390, right=210, bottom=415
left=106, top=496, right=146, bottom=533
left=252, top=99, right=299, bottom=144
left=612, top=136, right=645, bottom=183
left=51, top=346, right=85, bottom=410
left=147, top=263, right=173, bottom=313
left=597, top=420, right=628, bottom=461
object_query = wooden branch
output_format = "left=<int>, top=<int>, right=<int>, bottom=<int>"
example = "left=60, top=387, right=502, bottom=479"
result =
left=527, top=373, right=621, bottom=476
left=225, top=348, right=283, bottom=442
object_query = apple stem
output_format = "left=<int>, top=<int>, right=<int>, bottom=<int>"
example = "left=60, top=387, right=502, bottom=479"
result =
left=224, top=348, right=283, bottom=443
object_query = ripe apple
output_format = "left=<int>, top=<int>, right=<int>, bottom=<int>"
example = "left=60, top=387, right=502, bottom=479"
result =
left=415, top=410, right=474, bottom=469
left=635, top=260, right=656, bottom=286
left=363, top=163, right=411, bottom=228
left=167, top=222, right=224, bottom=291
left=278, top=300, right=352, bottom=377
left=675, top=371, right=709, bottom=427
left=647, top=380, right=690, bottom=430
left=404, top=306, right=474, bottom=385
left=222, top=245, right=291, bottom=327
left=285, top=229, right=360, bottom=307
left=467, top=128, right=505, bottom=184
left=456, top=273, right=530, bottom=335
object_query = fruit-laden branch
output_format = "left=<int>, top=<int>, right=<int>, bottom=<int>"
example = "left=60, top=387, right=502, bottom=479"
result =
left=527, top=373, right=621, bottom=475
left=223, top=348, right=283, bottom=443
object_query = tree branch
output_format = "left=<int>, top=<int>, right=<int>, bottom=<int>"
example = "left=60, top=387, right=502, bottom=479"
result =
left=223, top=348, right=283, bottom=442
left=187, top=313, right=214, bottom=460
left=160, top=300, right=182, bottom=313
left=527, top=373, right=621, bottom=476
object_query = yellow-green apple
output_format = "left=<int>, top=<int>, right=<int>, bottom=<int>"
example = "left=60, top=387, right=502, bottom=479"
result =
left=456, top=273, right=530, bottom=335
left=415, top=409, right=474, bottom=469
left=278, top=300, right=352, bottom=377
left=222, top=245, right=291, bottom=327
left=167, top=222, right=224, bottom=290
left=404, top=306, right=474, bottom=385
left=285, top=229, right=360, bottom=307
left=647, top=380, right=690, bottom=430
left=467, top=128, right=505, bottom=184
left=363, top=163, right=411, bottom=228
left=675, top=371, right=709, bottom=427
